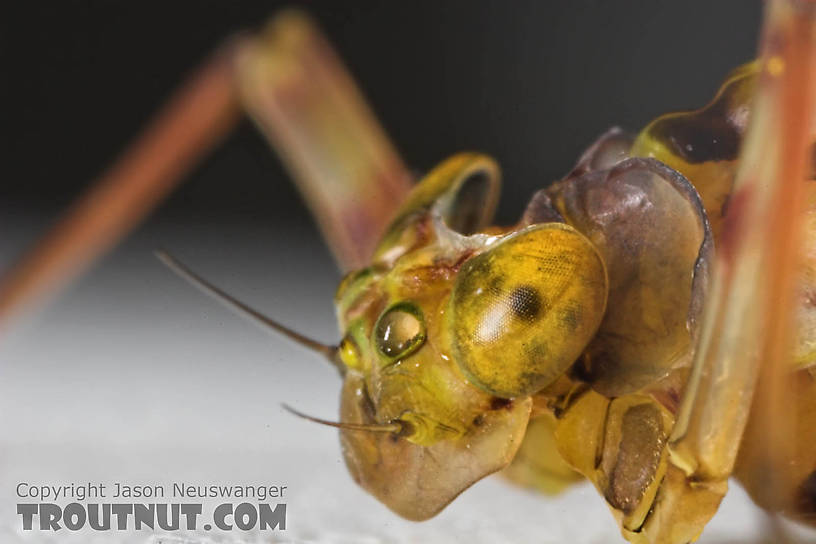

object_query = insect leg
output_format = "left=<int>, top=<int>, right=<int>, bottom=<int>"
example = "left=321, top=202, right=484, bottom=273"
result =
left=0, top=11, right=413, bottom=327
left=638, top=1, right=816, bottom=541
left=234, top=11, right=413, bottom=272
left=0, top=44, right=241, bottom=326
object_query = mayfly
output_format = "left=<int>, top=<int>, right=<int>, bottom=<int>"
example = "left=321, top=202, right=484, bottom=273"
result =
left=3, top=2, right=816, bottom=543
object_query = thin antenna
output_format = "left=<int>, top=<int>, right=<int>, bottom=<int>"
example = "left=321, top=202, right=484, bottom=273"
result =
left=155, top=250, right=341, bottom=370
left=282, top=404, right=404, bottom=434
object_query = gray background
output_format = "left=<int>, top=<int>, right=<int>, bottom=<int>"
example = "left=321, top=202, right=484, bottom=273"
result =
left=3, top=1, right=814, bottom=542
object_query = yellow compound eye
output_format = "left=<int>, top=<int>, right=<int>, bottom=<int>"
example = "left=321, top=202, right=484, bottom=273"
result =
left=374, top=302, right=426, bottom=361
left=450, top=223, right=608, bottom=398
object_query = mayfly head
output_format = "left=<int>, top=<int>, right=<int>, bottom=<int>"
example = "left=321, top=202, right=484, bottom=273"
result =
left=332, top=152, right=609, bottom=519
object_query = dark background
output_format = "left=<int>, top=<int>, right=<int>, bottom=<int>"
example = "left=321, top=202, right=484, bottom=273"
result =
left=2, top=1, right=763, bottom=229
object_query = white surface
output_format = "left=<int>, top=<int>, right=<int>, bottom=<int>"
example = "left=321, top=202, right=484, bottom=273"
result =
left=0, top=219, right=813, bottom=543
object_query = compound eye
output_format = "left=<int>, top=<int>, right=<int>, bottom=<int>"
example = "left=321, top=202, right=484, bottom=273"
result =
left=450, top=223, right=608, bottom=398
left=375, top=302, right=426, bottom=360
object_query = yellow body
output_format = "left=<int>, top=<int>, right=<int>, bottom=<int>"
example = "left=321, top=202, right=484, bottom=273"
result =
left=333, top=56, right=816, bottom=543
